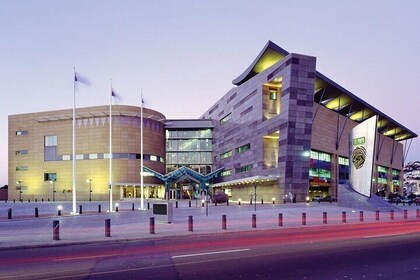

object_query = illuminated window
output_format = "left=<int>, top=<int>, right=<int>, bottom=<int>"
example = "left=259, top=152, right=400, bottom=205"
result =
left=16, top=166, right=28, bottom=171
left=62, top=155, right=71, bottom=161
left=220, top=150, right=232, bottom=159
left=221, top=169, right=232, bottom=176
left=150, top=155, right=157, bottom=161
left=45, top=136, right=57, bottom=146
left=220, top=113, right=232, bottom=125
left=269, top=89, right=277, bottom=100
left=16, top=130, right=28, bottom=136
left=378, top=166, right=388, bottom=173
left=236, top=143, right=251, bottom=154
left=339, top=156, right=349, bottom=166
left=236, top=164, right=252, bottom=173
left=15, top=150, right=28, bottom=155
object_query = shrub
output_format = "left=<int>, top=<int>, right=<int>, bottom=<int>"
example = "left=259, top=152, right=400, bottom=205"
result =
left=211, top=192, right=229, bottom=203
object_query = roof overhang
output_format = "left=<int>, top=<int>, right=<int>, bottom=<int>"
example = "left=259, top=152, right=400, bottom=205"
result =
left=231, top=41, right=417, bottom=141
left=212, top=176, right=279, bottom=188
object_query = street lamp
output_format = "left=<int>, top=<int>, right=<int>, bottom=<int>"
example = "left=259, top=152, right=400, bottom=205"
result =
left=87, top=179, right=93, bottom=201
left=50, top=180, right=56, bottom=202
left=16, top=181, right=23, bottom=201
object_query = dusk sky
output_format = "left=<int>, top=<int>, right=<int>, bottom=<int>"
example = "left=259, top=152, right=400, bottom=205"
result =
left=1, top=0, right=420, bottom=186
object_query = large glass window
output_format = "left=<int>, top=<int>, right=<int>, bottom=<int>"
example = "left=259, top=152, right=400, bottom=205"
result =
left=220, top=150, right=232, bottom=159
left=220, top=113, right=232, bottom=125
left=45, top=136, right=57, bottom=146
left=236, top=164, right=252, bottom=173
left=339, top=156, right=349, bottom=166
left=221, top=169, right=232, bottom=176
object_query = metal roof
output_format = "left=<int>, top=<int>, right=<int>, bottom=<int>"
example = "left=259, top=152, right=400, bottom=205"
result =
left=164, top=119, right=214, bottom=129
left=231, top=41, right=417, bottom=141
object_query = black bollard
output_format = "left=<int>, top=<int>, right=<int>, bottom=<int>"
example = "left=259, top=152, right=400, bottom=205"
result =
left=261, top=199, right=264, bottom=205
left=252, top=214, right=257, bottom=228
left=222, top=215, right=227, bottom=230
left=58, top=208, right=61, bottom=216
left=98, top=204, right=102, bottom=213
left=342, top=211, right=346, bottom=223
left=302, top=213, right=307, bottom=225
left=116, top=205, right=119, bottom=212
left=28, top=199, right=30, bottom=203
left=189, top=200, right=191, bottom=207
left=215, top=201, right=217, bottom=206
left=150, top=217, right=155, bottom=234
left=250, top=199, right=253, bottom=205
left=176, top=201, right=178, bottom=208
left=227, top=199, right=229, bottom=206
left=239, top=200, right=241, bottom=206
left=8, top=208, right=12, bottom=219
left=147, top=202, right=150, bottom=210
left=79, top=205, right=83, bottom=215
left=53, top=220, right=60, bottom=240
left=404, top=210, right=408, bottom=219
left=35, top=199, right=37, bottom=202
left=42, top=198, right=44, bottom=202
left=188, top=216, right=193, bottom=232
left=359, top=211, right=364, bottom=222
left=13, top=199, right=15, bottom=203
left=35, top=207, right=39, bottom=218
left=105, top=219, right=111, bottom=237
left=132, top=203, right=135, bottom=211
left=390, top=210, right=394, bottom=220
left=323, top=212, right=327, bottom=224
left=48, top=198, right=50, bottom=202
left=278, top=213, right=283, bottom=227
left=376, top=210, right=380, bottom=221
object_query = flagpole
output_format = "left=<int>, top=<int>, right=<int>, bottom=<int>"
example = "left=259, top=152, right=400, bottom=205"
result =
left=72, top=67, right=77, bottom=215
left=140, top=89, right=144, bottom=210
left=109, top=79, right=113, bottom=212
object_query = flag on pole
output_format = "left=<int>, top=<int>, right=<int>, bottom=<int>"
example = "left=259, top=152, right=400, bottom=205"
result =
left=74, top=72, right=91, bottom=86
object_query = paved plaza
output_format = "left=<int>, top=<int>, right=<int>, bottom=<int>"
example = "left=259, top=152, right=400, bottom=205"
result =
left=0, top=199, right=419, bottom=250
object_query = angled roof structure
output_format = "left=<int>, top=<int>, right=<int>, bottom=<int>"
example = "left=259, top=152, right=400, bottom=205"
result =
left=232, top=41, right=417, bottom=141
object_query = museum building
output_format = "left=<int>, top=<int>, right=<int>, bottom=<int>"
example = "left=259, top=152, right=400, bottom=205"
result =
left=8, top=41, right=417, bottom=202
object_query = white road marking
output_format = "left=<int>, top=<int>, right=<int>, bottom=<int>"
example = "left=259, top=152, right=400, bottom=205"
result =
left=172, top=248, right=250, bottom=259
left=363, top=232, right=406, bottom=239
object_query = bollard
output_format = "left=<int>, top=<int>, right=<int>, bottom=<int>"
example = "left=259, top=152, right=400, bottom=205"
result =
left=35, top=199, right=37, bottom=202
left=222, top=215, right=227, bottom=230
left=13, top=199, right=15, bottom=203
left=132, top=203, right=135, bottom=211
left=252, top=214, right=256, bottom=228
left=250, top=199, right=253, bottom=205
left=48, top=198, right=50, bottom=202
left=188, top=216, right=193, bottom=232
left=98, top=204, right=102, bottom=213
left=215, top=201, right=217, bottom=206
left=53, top=220, right=60, bottom=240
left=359, top=211, right=364, bottom=222
left=8, top=208, right=12, bottom=219
left=278, top=213, right=283, bottom=227
left=28, top=199, right=30, bottom=203
left=417, top=209, right=420, bottom=219
left=376, top=210, right=380, bottom=221
left=239, top=200, right=241, bottom=206
left=302, top=213, right=306, bottom=225
left=58, top=209, right=61, bottom=216
left=176, top=201, right=178, bottom=208
left=390, top=210, right=394, bottom=220
left=35, top=207, right=39, bottom=218
left=42, top=198, right=44, bottom=202
left=404, top=210, right=408, bottom=219
left=342, top=211, right=346, bottom=223
left=79, top=205, right=83, bottom=215
left=149, top=217, right=155, bottom=234
left=189, top=200, right=191, bottom=207
left=147, top=202, right=150, bottom=210
left=227, top=199, right=229, bottom=206
left=323, top=212, right=327, bottom=224
left=105, top=219, right=111, bottom=237
left=261, top=199, right=264, bottom=205
left=116, top=206, right=119, bottom=212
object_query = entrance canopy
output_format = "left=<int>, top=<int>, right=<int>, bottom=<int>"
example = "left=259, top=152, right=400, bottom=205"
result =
left=143, top=166, right=224, bottom=193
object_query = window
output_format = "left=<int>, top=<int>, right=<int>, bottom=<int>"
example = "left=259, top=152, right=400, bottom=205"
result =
left=378, top=166, right=388, bottom=173
left=44, top=173, right=57, bottom=181
left=339, top=156, right=349, bottom=166
left=221, top=169, right=232, bottom=176
left=15, top=150, right=28, bottom=155
left=45, top=136, right=57, bottom=146
left=150, top=155, right=157, bottom=161
left=16, top=130, right=28, bottom=136
left=310, top=150, right=331, bottom=162
left=269, top=89, right=277, bottom=100
left=16, top=166, right=28, bottom=171
left=236, top=164, right=252, bottom=173
left=220, top=113, right=232, bottom=125
left=220, top=150, right=232, bottom=159
left=62, top=155, right=71, bottom=161
left=89, top=154, right=98, bottom=159
left=236, top=143, right=251, bottom=154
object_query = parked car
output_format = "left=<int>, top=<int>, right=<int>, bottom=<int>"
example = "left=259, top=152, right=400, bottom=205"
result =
left=323, top=195, right=337, bottom=203
left=311, top=196, right=323, bottom=202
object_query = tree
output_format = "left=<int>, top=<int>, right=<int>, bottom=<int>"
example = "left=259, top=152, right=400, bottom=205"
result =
left=1, top=185, right=8, bottom=189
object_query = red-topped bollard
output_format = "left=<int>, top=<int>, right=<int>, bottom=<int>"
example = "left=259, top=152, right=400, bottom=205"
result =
left=342, top=211, right=346, bottom=223
left=105, top=219, right=111, bottom=237
left=323, top=212, right=327, bottom=224
left=188, top=216, right=193, bottom=232
left=278, top=213, right=283, bottom=227
left=359, top=211, right=364, bottom=222
left=302, top=213, right=307, bottom=225
left=53, top=220, right=60, bottom=240
left=150, top=217, right=155, bottom=234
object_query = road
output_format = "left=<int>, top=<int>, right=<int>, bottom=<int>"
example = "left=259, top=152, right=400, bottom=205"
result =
left=0, top=220, right=419, bottom=280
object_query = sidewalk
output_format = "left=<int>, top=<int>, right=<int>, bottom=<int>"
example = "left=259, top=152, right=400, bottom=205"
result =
left=1, top=200, right=419, bottom=250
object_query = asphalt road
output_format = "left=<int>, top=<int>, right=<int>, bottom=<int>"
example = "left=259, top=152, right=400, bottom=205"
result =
left=0, top=220, right=419, bottom=280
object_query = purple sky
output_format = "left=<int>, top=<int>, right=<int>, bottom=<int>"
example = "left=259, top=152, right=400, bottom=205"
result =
left=1, top=0, right=420, bottom=186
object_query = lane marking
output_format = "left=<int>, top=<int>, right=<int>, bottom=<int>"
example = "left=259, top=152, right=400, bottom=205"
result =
left=172, top=248, right=250, bottom=259
left=364, top=233, right=407, bottom=239
left=54, top=253, right=120, bottom=261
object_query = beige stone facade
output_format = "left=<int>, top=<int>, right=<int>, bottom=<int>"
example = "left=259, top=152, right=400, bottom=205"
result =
left=9, top=105, right=166, bottom=201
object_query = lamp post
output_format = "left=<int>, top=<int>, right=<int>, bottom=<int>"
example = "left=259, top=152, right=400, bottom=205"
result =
left=16, top=181, right=23, bottom=201
left=87, top=179, right=93, bottom=201
left=50, top=180, right=56, bottom=202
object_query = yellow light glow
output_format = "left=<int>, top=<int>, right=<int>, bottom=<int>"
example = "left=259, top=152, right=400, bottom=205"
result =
left=395, top=133, right=410, bottom=141
left=325, top=96, right=351, bottom=110
left=254, top=49, right=284, bottom=73
left=384, top=128, right=402, bottom=136
left=349, top=110, right=373, bottom=121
